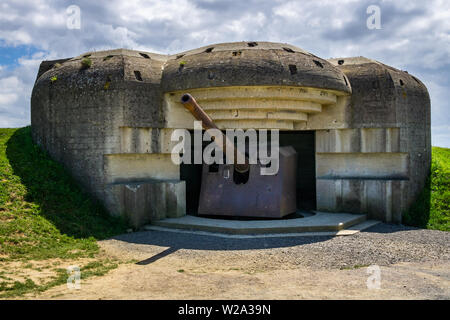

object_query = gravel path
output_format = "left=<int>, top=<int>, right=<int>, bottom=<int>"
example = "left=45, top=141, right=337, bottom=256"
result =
left=32, top=223, right=450, bottom=299
left=108, top=223, right=450, bottom=270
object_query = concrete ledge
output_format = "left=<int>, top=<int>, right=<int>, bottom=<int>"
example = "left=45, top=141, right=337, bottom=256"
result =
left=144, top=219, right=380, bottom=238
left=107, top=180, right=186, bottom=228
left=149, top=211, right=367, bottom=235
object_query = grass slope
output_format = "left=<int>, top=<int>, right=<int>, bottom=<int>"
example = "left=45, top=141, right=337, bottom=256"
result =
left=0, top=127, right=128, bottom=297
left=403, top=147, right=449, bottom=231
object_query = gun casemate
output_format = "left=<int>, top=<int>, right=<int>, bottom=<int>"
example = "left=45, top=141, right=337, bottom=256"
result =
left=181, top=93, right=298, bottom=218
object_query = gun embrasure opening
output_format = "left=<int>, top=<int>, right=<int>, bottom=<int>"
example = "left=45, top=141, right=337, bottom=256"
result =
left=180, top=93, right=250, bottom=176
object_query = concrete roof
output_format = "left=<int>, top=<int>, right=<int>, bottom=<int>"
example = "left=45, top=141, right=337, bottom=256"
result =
left=328, top=56, right=428, bottom=93
left=36, top=42, right=352, bottom=94
left=162, top=41, right=351, bottom=94
left=72, top=48, right=169, bottom=61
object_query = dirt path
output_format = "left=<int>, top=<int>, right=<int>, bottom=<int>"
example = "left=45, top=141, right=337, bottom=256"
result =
left=30, top=224, right=450, bottom=299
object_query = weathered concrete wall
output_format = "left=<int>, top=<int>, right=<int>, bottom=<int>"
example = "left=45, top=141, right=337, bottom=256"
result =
left=104, top=153, right=179, bottom=183
left=31, top=54, right=127, bottom=203
left=320, top=57, right=432, bottom=222
left=315, top=128, right=409, bottom=222
left=107, top=181, right=185, bottom=227
left=31, top=49, right=185, bottom=227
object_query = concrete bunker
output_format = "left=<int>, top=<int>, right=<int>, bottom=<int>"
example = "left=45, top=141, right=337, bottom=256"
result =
left=31, top=42, right=431, bottom=228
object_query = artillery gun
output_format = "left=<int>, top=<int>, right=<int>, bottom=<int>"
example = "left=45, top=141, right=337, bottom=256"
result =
left=181, top=94, right=297, bottom=218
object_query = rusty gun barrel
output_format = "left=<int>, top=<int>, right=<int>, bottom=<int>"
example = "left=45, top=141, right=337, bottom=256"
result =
left=180, top=93, right=249, bottom=173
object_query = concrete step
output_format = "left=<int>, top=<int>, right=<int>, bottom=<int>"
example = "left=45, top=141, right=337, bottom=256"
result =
left=147, top=211, right=368, bottom=235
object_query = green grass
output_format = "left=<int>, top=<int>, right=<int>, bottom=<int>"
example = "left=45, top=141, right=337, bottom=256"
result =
left=0, top=127, right=128, bottom=297
left=339, top=264, right=370, bottom=270
left=80, top=57, right=92, bottom=69
left=403, top=147, right=450, bottom=231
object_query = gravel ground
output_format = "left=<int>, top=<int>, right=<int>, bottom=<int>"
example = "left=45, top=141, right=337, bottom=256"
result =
left=31, top=223, right=450, bottom=299
left=109, top=223, right=450, bottom=270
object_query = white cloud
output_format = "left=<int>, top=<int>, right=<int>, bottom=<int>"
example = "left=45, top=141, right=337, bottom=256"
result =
left=0, top=93, right=18, bottom=105
left=0, top=59, right=40, bottom=128
left=0, top=0, right=448, bottom=146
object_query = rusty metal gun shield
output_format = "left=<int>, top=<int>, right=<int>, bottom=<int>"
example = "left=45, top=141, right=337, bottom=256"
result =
left=198, top=146, right=297, bottom=218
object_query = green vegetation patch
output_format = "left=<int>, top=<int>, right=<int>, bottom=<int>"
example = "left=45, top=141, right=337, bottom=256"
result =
left=80, top=57, right=92, bottom=69
left=403, top=147, right=450, bottom=231
left=0, top=127, right=128, bottom=297
left=0, top=259, right=119, bottom=298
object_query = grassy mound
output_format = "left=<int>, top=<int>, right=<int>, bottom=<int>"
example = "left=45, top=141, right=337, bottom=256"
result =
left=0, top=127, right=128, bottom=297
left=403, top=147, right=449, bottom=231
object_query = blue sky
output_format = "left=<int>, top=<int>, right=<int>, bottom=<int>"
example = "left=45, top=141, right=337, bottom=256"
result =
left=0, top=44, right=40, bottom=67
left=0, top=0, right=449, bottom=147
